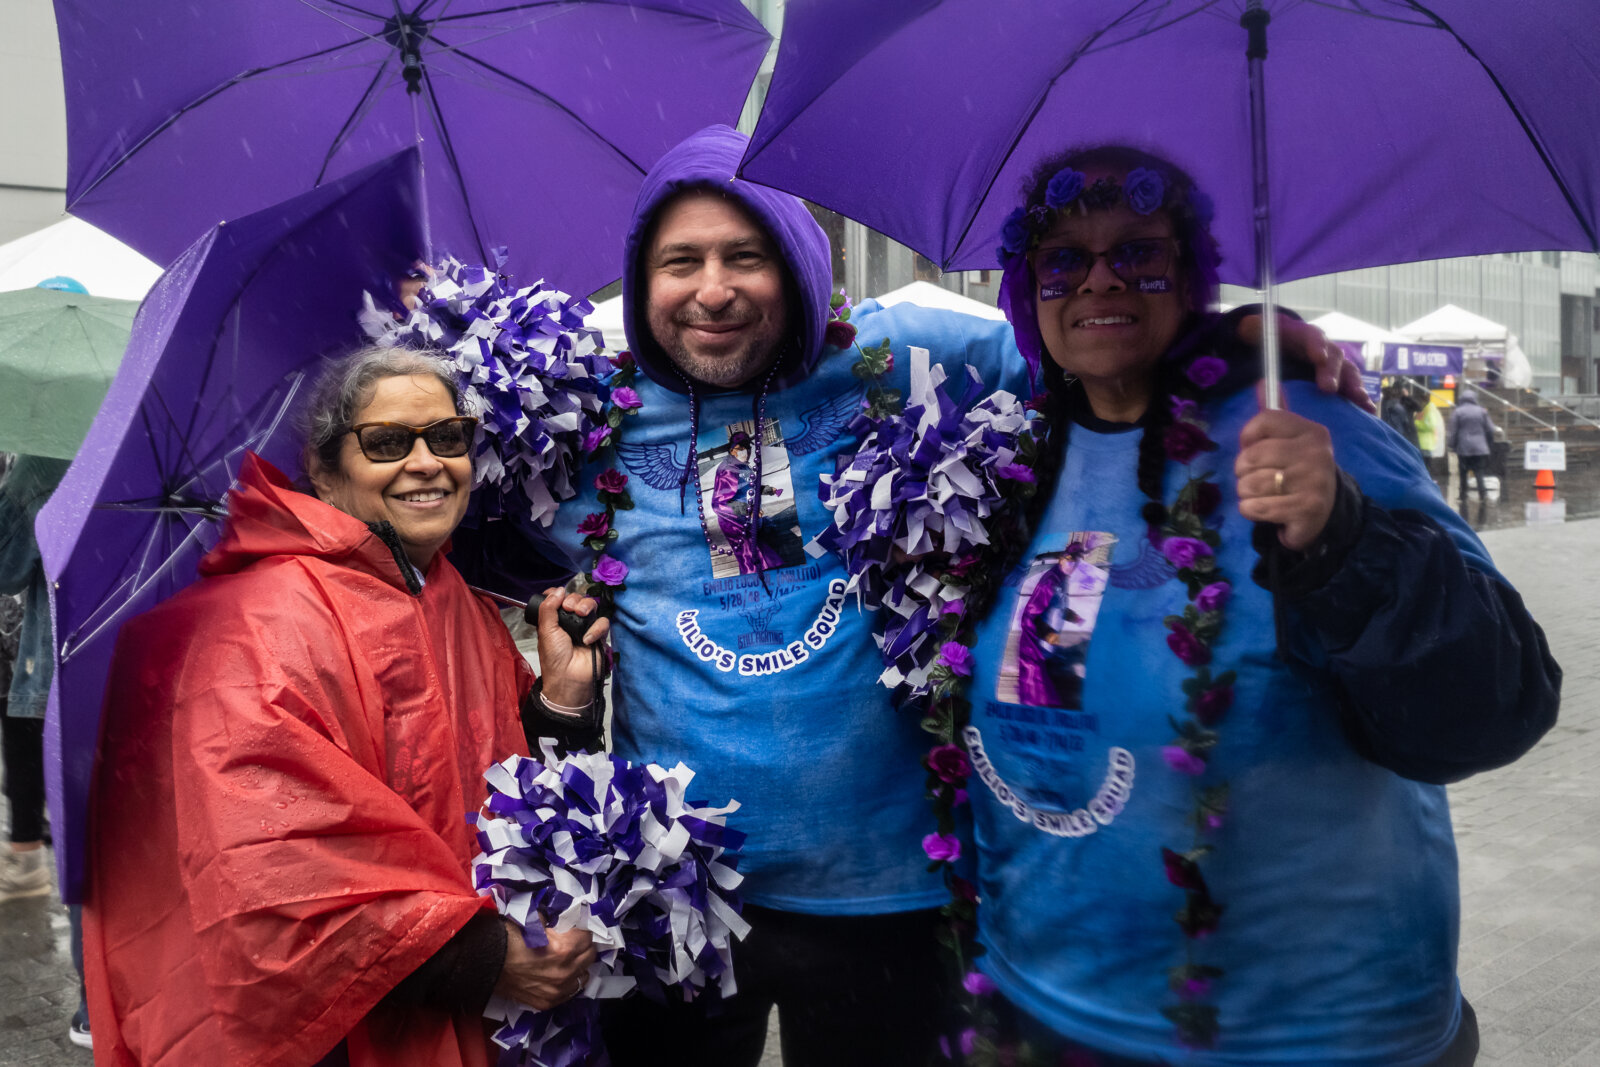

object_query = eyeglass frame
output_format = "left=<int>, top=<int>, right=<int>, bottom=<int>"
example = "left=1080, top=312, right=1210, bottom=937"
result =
left=1029, top=236, right=1181, bottom=297
left=346, top=415, right=479, bottom=463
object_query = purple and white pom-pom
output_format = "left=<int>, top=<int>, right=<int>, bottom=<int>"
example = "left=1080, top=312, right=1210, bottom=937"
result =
left=362, top=256, right=611, bottom=527
left=809, top=346, right=1032, bottom=693
left=472, top=741, right=749, bottom=1067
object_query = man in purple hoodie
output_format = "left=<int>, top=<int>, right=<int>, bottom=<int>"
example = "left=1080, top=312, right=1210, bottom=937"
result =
left=535, top=125, right=1362, bottom=1065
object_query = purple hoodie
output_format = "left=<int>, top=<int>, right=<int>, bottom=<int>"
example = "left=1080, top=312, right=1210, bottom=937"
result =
left=621, top=124, right=834, bottom=396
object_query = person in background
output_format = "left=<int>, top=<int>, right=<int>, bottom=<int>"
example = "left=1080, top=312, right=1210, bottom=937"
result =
left=83, top=346, right=603, bottom=1067
left=1382, top=380, right=1423, bottom=453
left=0, top=453, right=92, bottom=1048
left=1415, top=387, right=1448, bottom=487
left=1448, top=387, right=1499, bottom=503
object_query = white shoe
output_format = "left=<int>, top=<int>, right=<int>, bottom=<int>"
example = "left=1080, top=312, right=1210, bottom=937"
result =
left=0, top=847, right=51, bottom=901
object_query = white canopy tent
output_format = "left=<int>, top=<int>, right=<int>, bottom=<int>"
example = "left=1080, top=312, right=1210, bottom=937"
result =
left=1308, top=310, right=1410, bottom=370
left=587, top=294, right=628, bottom=353
left=871, top=280, right=1007, bottom=321
left=1397, top=304, right=1532, bottom=389
left=0, top=218, right=162, bottom=300
left=1397, top=304, right=1509, bottom=348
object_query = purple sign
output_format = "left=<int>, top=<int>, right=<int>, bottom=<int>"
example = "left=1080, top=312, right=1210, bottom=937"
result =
left=1360, top=371, right=1384, bottom=405
left=1381, top=342, right=1463, bottom=376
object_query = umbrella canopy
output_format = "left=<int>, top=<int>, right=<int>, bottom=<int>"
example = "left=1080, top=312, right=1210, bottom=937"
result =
left=0, top=218, right=162, bottom=300
left=1398, top=303, right=1510, bottom=348
left=873, top=280, right=1008, bottom=321
left=0, top=288, right=138, bottom=459
left=740, top=0, right=1600, bottom=288
left=36, top=149, right=428, bottom=901
left=54, top=0, right=770, bottom=296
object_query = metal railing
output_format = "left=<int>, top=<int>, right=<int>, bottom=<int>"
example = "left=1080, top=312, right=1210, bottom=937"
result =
left=1551, top=394, right=1600, bottom=421
left=1538, top=394, right=1600, bottom=431
left=1474, top=388, right=1561, bottom=437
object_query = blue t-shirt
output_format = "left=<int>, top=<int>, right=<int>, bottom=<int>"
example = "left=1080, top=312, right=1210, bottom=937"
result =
left=967, top=381, right=1482, bottom=1063
left=553, top=302, right=1028, bottom=914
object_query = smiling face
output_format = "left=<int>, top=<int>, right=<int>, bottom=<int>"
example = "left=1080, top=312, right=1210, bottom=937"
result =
left=644, top=190, right=788, bottom=389
left=309, top=373, right=471, bottom=569
left=1033, top=178, right=1189, bottom=420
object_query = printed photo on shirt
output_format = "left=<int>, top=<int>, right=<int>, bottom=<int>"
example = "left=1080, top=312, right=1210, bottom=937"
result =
left=696, top=419, right=805, bottom=579
left=995, top=531, right=1116, bottom=709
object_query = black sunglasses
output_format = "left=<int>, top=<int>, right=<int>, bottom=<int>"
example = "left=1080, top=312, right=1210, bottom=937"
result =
left=1031, top=237, right=1177, bottom=296
left=348, top=416, right=477, bottom=462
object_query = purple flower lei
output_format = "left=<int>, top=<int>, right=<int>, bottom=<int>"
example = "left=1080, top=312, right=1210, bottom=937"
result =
left=1153, top=390, right=1234, bottom=1051
left=574, top=353, right=641, bottom=608
left=895, top=351, right=1236, bottom=1061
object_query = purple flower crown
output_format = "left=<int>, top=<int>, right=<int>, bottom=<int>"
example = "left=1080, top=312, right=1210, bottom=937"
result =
left=996, top=165, right=1215, bottom=262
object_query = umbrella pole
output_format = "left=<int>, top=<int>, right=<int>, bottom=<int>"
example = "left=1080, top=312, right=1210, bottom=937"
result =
left=410, top=92, right=434, bottom=266
left=1242, top=1, right=1281, bottom=411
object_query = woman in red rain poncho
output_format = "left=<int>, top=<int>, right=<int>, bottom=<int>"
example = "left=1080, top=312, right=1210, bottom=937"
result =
left=84, top=346, right=606, bottom=1067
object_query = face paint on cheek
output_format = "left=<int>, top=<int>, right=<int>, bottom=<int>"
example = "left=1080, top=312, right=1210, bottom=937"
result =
left=1040, top=282, right=1071, bottom=301
left=1137, top=277, right=1172, bottom=293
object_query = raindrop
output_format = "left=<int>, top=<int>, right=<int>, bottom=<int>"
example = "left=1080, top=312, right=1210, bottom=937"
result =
left=241, top=138, right=254, bottom=159
left=131, top=77, right=144, bottom=101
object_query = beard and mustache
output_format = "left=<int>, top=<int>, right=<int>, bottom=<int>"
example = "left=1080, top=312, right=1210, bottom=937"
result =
left=650, top=301, right=788, bottom=389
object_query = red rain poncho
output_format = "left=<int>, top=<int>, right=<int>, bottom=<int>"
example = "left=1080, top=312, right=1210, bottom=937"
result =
left=83, top=454, right=532, bottom=1067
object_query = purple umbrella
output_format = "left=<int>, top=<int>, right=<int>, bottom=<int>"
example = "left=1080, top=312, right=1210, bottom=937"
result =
left=36, top=149, right=428, bottom=901
left=740, top=0, right=1600, bottom=403
left=54, top=0, right=769, bottom=297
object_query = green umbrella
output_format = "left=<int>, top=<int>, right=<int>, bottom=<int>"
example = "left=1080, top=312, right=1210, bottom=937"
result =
left=0, top=287, right=138, bottom=459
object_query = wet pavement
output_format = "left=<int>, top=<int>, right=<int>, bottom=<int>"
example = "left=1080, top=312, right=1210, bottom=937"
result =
left=0, top=872, right=82, bottom=1063
left=1453, top=519, right=1600, bottom=1066
left=3, top=518, right=1597, bottom=1065
left=1430, top=467, right=1600, bottom=536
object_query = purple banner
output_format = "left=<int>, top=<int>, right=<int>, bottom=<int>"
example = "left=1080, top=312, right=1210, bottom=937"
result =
left=1360, top=371, right=1384, bottom=405
left=1381, top=342, right=1464, bottom=376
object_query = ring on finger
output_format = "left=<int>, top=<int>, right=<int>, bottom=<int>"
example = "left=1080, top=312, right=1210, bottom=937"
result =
left=1273, top=469, right=1286, bottom=495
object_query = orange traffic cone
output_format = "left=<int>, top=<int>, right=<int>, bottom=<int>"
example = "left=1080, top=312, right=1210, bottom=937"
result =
left=1535, top=467, right=1555, bottom=504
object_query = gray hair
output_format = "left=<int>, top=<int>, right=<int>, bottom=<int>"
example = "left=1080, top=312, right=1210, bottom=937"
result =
left=299, top=344, right=463, bottom=476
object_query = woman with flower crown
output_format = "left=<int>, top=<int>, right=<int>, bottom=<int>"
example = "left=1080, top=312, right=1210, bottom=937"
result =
left=947, top=146, right=1560, bottom=1064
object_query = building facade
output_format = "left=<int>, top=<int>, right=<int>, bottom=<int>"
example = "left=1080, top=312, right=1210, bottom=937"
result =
left=0, top=1, right=69, bottom=247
